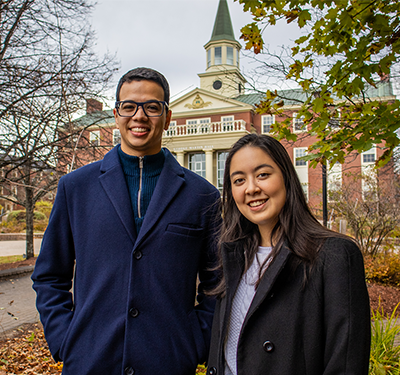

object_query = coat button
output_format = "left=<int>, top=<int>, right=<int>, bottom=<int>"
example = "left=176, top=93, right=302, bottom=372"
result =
left=208, top=367, right=217, bottom=375
left=133, top=250, right=142, bottom=260
left=124, top=367, right=135, bottom=375
left=129, top=308, right=139, bottom=318
left=263, top=340, right=274, bottom=352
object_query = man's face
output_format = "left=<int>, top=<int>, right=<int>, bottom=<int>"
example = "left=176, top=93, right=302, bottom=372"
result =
left=113, top=80, right=171, bottom=157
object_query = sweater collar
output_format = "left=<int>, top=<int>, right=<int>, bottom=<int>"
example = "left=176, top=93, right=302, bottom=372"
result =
left=117, top=145, right=165, bottom=177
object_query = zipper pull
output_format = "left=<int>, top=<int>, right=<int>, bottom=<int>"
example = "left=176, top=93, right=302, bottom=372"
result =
left=138, top=157, right=144, bottom=219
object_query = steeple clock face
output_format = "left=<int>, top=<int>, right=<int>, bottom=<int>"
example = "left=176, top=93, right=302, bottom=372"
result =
left=213, top=80, right=222, bottom=90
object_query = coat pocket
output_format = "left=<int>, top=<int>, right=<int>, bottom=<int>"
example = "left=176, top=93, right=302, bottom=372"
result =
left=165, top=223, right=203, bottom=237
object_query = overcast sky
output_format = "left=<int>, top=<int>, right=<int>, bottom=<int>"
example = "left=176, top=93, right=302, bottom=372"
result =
left=90, top=0, right=300, bottom=106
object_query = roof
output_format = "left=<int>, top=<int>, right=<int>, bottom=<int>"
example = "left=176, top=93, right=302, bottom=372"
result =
left=208, top=0, right=236, bottom=43
left=235, top=89, right=307, bottom=107
left=235, top=81, right=395, bottom=107
left=72, top=109, right=114, bottom=128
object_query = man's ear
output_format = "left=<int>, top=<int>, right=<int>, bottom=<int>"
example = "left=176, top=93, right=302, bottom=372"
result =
left=113, top=108, right=120, bottom=129
left=164, top=109, right=172, bottom=131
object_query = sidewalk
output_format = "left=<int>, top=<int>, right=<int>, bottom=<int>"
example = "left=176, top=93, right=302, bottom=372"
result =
left=0, top=238, right=42, bottom=257
left=0, top=239, right=42, bottom=336
left=0, top=273, right=39, bottom=335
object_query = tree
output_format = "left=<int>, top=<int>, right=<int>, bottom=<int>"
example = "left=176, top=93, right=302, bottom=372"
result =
left=328, top=169, right=400, bottom=256
left=0, top=0, right=119, bottom=258
left=236, top=0, right=400, bottom=167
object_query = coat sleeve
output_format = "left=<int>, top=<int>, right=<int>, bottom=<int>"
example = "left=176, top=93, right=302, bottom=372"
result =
left=31, top=177, right=75, bottom=362
left=194, top=190, right=222, bottom=362
left=321, top=238, right=371, bottom=375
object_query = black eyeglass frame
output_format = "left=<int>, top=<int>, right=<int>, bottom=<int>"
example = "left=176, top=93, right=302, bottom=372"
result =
left=114, top=100, right=169, bottom=117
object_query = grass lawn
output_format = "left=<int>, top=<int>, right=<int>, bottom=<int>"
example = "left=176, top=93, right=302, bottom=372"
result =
left=0, top=255, right=24, bottom=264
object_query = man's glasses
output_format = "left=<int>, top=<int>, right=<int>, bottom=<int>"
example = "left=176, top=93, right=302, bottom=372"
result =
left=115, top=100, right=168, bottom=117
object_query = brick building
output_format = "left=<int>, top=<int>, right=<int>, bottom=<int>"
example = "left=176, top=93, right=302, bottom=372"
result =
left=68, top=0, right=397, bottom=221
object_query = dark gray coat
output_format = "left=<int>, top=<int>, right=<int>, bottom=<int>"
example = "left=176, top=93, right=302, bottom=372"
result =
left=207, top=237, right=370, bottom=375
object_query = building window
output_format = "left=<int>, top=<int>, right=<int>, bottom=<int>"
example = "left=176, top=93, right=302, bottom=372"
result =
left=207, top=49, right=212, bottom=68
left=217, top=151, right=229, bottom=192
left=113, top=129, right=121, bottom=146
left=185, top=118, right=211, bottom=134
left=362, top=150, right=376, bottom=164
left=328, top=161, right=342, bottom=200
left=90, top=130, right=100, bottom=146
left=188, top=153, right=206, bottom=178
left=215, top=46, right=222, bottom=65
left=165, top=120, right=176, bottom=136
left=328, top=110, right=341, bottom=129
left=294, top=148, right=308, bottom=201
left=199, top=118, right=211, bottom=133
left=262, top=115, right=275, bottom=134
left=361, top=148, right=377, bottom=198
left=294, top=148, right=307, bottom=166
left=227, top=47, right=233, bottom=65
left=186, top=119, right=198, bottom=134
left=222, top=116, right=234, bottom=131
left=293, top=113, right=306, bottom=132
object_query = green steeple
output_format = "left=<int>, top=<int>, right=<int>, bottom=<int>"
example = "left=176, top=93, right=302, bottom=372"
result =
left=209, top=0, right=236, bottom=42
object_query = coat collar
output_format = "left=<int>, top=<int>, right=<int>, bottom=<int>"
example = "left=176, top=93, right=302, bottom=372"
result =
left=99, top=146, right=136, bottom=243
left=244, top=244, right=291, bottom=325
left=98, top=146, right=185, bottom=247
left=220, top=241, right=291, bottom=328
left=133, top=148, right=185, bottom=249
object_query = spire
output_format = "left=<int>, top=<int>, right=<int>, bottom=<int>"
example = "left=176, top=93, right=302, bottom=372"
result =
left=209, top=0, right=236, bottom=42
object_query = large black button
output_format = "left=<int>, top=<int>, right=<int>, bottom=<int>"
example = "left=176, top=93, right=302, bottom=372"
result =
left=263, top=340, right=274, bottom=352
left=133, top=250, right=142, bottom=260
left=129, top=308, right=139, bottom=318
left=208, top=367, right=217, bottom=375
left=124, top=367, right=135, bottom=375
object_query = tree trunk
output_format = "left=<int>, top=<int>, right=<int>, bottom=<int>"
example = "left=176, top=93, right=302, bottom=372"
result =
left=25, top=187, right=35, bottom=259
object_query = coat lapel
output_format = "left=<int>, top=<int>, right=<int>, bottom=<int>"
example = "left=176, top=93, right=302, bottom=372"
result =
left=133, top=149, right=185, bottom=249
left=243, top=245, right=291, bottom=326
left=99, top=147, right=136, bottom=244
left=220, top=242, right=244, bottom=345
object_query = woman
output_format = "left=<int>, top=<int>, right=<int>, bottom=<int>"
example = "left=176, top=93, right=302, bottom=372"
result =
left=207, top=134, right=370, bottom=375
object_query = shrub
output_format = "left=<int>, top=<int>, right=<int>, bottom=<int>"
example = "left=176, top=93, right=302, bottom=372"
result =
left=369, top=303, right=400, bottom=374
left=34, top=220, right=48, bottom=232
left=35, top=200, right=53, bottom=218
left=1, top=209, right=49, bottom=233
left=365, top=254, right=400, bottom=286
left=6, top=210, right=47, bottom=222
left=0, top=218, right=25, bottom=233
left=7, top=210, right=22, bottom=222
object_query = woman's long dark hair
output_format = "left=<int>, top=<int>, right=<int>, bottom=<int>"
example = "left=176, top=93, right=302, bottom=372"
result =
left=213, top=133, right=348, bottom=296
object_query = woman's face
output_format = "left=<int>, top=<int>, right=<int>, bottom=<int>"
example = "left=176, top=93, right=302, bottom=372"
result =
left=229, top=146, right=286, bottom=245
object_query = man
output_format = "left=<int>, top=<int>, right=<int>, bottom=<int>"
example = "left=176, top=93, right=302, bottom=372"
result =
left=32, top=68, right=221, bottom=375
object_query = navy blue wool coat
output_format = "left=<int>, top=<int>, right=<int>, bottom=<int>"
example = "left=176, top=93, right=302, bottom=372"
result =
left=32, top=146, right=221, bottom=375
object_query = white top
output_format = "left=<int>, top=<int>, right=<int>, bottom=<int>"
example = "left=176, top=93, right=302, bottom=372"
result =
left=224, top=246, right=273, bottom=375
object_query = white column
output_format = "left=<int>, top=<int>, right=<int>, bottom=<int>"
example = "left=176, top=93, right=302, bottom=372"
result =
left=176, top=151, right=185, bottom=167
left=204, top=149, right=214, bottom=184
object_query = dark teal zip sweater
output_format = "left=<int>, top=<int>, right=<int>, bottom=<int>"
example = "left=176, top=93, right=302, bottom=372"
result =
left=118, top=146, right=165, bottom=234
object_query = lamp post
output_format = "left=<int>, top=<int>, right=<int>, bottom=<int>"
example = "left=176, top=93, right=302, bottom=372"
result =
left=322, top=161, right=328, bottom=227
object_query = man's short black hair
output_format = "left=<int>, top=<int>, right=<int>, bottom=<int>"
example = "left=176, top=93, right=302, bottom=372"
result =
left=115, top=67, right=170, bottom=104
